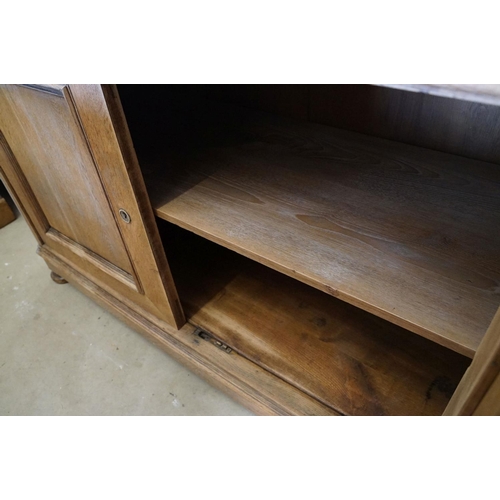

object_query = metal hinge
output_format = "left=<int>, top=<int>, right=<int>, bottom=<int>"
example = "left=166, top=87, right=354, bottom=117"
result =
left=194, top=327, right=233, bottom=354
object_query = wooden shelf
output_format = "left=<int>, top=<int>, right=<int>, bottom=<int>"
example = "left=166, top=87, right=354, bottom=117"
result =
left=141, top=104, right=500, bottom=358
left=163, top=225, right=470, bottom=416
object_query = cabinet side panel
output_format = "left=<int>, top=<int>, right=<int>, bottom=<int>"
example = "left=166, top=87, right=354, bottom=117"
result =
left=473, top=372, right=500, bottom=415
left=444, top=307, right=500, bottom=415
left=68, top=84, right=185, bottom=328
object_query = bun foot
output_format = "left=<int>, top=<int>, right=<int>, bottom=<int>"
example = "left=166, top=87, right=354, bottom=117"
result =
left=50, top=271, right=68, bottom=285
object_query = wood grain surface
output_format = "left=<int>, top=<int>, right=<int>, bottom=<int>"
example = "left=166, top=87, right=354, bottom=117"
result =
left=0, top=84, right=185, bottom=329
left=309, top=85, right=500, bottom=165
left=0, top=85, right=134, bottom=273
left=72, top=85, right=185, bottom=327
left=473, top=372, right=500, bottom=415
left=165, top=84, right=500, bottom=164
left=444, top=307, right=500, bottom=415
left=163, top=225, right=470, bottom=416
left=140, top=103, right=500, bottom=357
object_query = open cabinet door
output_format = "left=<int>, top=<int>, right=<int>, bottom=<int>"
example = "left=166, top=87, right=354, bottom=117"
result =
left=0, top=84, right=185, bottom=329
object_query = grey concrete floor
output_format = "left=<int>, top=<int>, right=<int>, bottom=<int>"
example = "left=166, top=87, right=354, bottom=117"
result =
left=0, top=215, right=253, bottom=416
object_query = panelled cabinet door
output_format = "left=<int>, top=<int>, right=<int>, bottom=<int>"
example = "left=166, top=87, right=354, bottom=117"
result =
left=0, top=84, right=185, bottom=329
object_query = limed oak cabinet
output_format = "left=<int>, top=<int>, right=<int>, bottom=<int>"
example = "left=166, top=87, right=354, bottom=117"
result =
left=1, top=84, right=500, bottom=416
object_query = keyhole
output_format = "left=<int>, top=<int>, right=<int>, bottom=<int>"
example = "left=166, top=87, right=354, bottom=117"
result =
left=119, top=209, right=131, bottom=223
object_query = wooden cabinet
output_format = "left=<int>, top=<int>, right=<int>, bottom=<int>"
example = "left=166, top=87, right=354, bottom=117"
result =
left=1, top=83, right=499, bottom=415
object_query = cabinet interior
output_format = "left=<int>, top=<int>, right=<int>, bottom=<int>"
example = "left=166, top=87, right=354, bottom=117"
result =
left=159, top=221, right=469, bottom=416
left=117, top=84, right=500, bottom=415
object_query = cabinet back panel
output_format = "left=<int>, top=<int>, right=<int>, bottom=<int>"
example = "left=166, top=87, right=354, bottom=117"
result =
left=309, top=85, right=500, bottom=165
left=202, top=84, right=500, bottom=165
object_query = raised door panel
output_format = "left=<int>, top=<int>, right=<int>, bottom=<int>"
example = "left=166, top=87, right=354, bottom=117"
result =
left=0, top=84, right=133, bottom=273
left=0, top=84, right=184, bottom=329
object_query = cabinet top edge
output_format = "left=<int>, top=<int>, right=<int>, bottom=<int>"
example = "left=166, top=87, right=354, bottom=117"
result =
left=18, top=84, right=67, bottom=97
left=375, top=84, right=500, bottom=107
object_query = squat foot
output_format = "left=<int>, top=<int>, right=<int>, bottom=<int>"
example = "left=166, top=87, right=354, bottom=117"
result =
left=50, top=271, right=68, bottom=285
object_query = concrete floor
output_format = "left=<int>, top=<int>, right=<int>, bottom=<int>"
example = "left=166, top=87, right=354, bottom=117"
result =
left=0, top=214, right=253, bottom=416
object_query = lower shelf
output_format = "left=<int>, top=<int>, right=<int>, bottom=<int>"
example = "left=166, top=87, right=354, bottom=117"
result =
left=163, top=223, right=470, bottom=416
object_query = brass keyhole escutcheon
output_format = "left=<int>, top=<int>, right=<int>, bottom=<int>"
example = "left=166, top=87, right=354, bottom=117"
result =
left=119, top=208, right=131, bottom=223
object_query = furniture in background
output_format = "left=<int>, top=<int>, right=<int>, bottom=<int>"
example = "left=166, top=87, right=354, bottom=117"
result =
left=0, top=191, right=15, bottom=228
